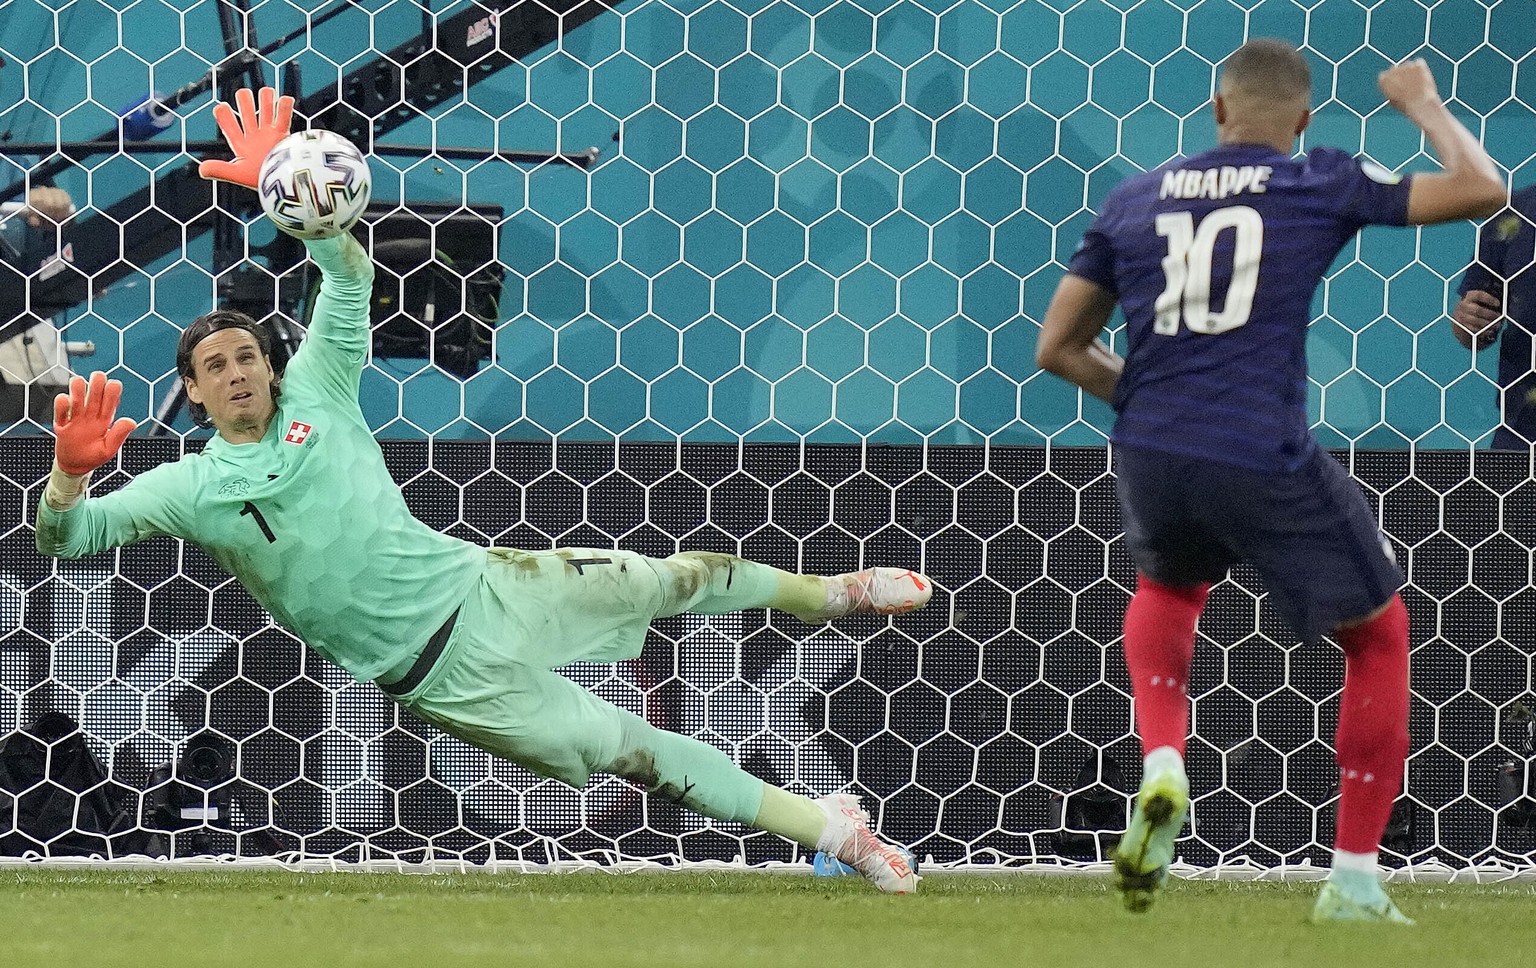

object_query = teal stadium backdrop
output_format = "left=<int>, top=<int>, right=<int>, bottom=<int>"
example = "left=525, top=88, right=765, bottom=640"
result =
left=0, top=0, right=1532, bottom=445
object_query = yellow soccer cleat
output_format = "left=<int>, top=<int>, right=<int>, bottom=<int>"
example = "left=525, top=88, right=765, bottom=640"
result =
left=1112, top=770, right=1189, bottom=913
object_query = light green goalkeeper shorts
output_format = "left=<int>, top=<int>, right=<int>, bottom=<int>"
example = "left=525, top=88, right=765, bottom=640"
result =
left=386, top=548, right=773, bottom=823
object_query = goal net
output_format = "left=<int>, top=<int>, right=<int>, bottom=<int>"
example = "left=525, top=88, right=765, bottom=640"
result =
left=0, top=0, right=1532, bottom=874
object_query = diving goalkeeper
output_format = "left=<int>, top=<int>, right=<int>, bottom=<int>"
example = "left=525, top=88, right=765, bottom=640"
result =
left=34, top=88, right=927, bottom=893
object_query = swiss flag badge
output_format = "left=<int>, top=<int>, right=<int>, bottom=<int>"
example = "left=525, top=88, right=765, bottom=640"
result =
left=284, top=420, right=312, bottom=445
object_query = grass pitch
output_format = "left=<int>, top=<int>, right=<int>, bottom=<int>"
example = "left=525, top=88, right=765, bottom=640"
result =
left=4, top=868, right=1534, bottom=968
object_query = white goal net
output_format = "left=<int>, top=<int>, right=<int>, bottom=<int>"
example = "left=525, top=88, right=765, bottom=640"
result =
left=0, top=0, right=1533, bottom=874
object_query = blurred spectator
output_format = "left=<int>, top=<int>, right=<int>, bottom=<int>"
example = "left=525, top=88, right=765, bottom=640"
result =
left=0, top=186, right=77, bottom=428
left=1451, top=184, right=1536, bottom=448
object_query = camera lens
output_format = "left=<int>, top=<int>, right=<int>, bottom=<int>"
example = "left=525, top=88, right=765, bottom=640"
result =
left=180, top=740, right=231, bottom=787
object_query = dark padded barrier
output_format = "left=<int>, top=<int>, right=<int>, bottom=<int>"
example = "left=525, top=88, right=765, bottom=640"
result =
left=2, top=438, right=1531, bottom=867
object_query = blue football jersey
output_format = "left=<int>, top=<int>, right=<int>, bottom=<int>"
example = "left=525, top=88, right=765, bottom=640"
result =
left=1069, top=143, right=1414, bottom=472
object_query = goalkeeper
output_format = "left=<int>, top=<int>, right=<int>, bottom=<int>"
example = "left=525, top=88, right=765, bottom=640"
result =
left=34, top=88, right=927, bottom=894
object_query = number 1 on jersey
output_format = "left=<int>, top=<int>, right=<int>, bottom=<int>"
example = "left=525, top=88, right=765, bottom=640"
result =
left=240, top=500, right=276, bottom=543
left=1154, top=206, right=1264, bottom=335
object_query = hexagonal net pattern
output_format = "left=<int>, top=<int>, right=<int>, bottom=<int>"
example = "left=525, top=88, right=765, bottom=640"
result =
left=0, top=0, right=1534, bottom=872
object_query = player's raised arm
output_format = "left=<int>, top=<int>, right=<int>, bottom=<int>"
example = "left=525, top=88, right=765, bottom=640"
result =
left=1380, top=59, right=1506, bottom=225
left=1036, top=273, right=1122, bottom=403
left=199, top=86, right=375, bottom=387
left=300, top=231, right=375, bottom=362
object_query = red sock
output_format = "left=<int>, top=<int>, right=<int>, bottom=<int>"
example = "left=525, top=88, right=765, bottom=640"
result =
left=1124, top=574, right=1210, bottom=758
left=1332, top=594, right=1411, bottom=855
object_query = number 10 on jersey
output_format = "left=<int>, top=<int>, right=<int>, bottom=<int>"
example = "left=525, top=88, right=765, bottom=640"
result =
left=1154, top=206, right=1263, bottom=336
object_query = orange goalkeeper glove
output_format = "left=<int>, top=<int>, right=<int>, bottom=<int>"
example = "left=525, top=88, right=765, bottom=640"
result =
left=54, top=372, right=137, bottom=476
left=197, top=86, right=295, bottom=189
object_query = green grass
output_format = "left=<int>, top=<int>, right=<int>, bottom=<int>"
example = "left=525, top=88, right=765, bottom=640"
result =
left=3, top=868, right=1534, bottom=968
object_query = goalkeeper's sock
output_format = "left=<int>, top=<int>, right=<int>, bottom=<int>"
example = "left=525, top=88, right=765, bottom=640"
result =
left=752, top=784, right=828, bottom=849
left=1123, top=574, right=1209, bottom=756
left=1333, top=594, right=1410, bottom=855
left=653, top=552, right=793, bottom=615
left=772, top=574, right=835, bottom=619
left=651, top=553, right=922, bottom=620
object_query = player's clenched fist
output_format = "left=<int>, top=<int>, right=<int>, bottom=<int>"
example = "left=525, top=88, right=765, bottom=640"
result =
left=54, top=372, right=137, bottom=476
left=1453, top=289, right=1503, bottom=348
left=1378, top=58, right=1442, bottom=115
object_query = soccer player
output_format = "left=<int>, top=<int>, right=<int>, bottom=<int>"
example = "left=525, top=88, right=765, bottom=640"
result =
left=1035, top=41, right=1504, bottom=922
left=35, top=88, right=929, bottom=893
left=1449, top=184, right=1535, bottom=447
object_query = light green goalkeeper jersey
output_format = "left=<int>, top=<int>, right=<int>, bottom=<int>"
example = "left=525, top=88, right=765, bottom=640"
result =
left=35, top=234, right=487, bottom=682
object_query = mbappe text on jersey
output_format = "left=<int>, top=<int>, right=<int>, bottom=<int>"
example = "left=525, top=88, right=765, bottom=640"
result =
left=1159, top=165, right=1273, bottom=201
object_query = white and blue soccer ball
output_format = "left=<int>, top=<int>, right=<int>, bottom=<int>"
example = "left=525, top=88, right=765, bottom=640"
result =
left=257, top=129, right=371, bottom=240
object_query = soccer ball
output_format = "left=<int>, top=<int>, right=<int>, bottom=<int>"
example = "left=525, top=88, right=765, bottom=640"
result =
left=257, top=129, right=371, bottom=240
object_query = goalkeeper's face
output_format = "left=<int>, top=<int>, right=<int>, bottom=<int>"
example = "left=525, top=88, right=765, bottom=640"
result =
left=185, top=328, right=278, bottom=438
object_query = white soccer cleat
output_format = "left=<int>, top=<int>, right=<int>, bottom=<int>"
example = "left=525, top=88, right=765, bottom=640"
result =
left=1310, top=880, right=1415, bottom=925
left=815, top=793, right=919, bottom=895
left=794, top=568, right=932, bottom=622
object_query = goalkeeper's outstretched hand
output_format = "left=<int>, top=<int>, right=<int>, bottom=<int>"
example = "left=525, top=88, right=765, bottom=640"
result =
left=54, top=372, right=137, bottom=476
left=197, top=86, right=294, bottom=190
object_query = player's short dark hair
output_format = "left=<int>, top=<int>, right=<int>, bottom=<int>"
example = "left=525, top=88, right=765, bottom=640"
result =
left=1221, top=38, right=1311, bottom=103
left=175, top=309, right=282, bottom=427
